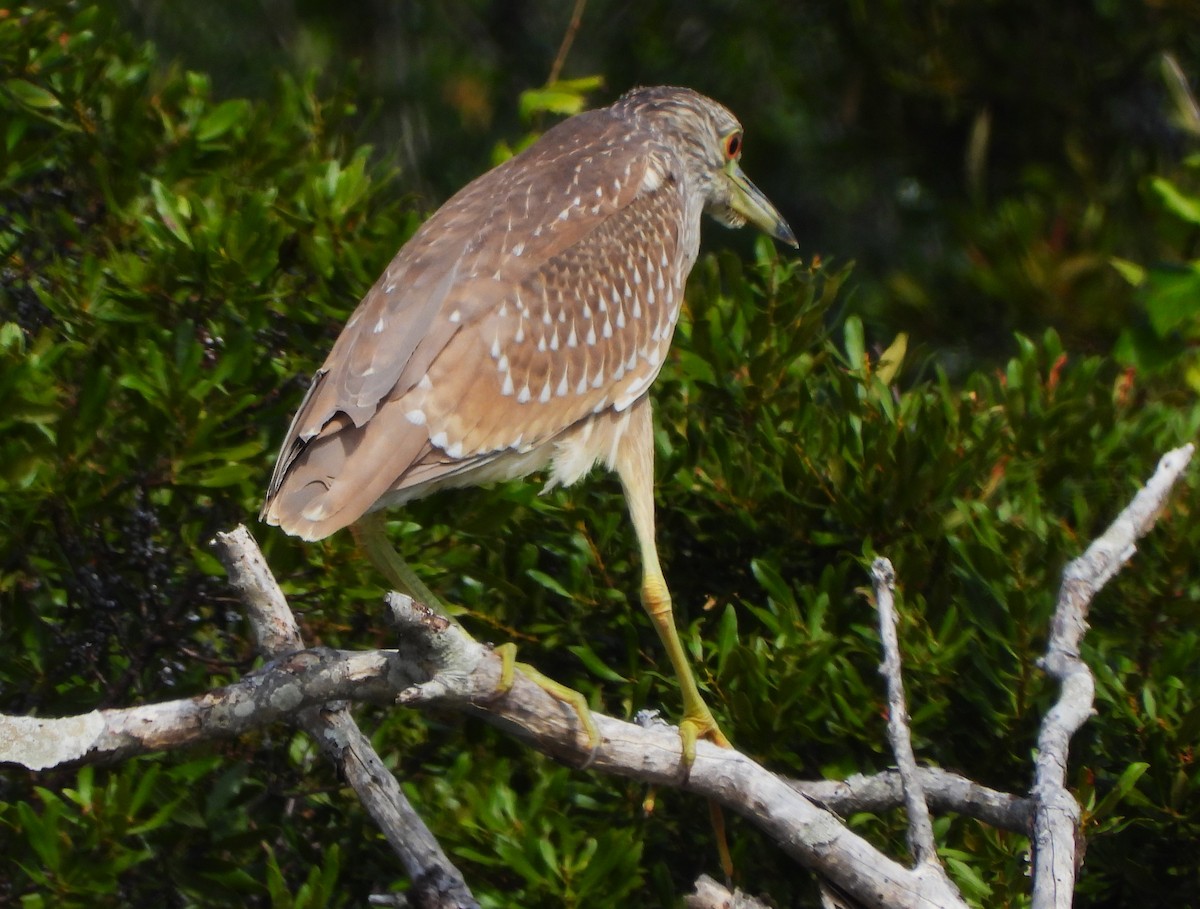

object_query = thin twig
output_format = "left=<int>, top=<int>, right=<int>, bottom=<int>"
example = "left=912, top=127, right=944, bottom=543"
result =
left=871, top=558, right=944, bottom=873
left=547, top=0, right=587, bottom=86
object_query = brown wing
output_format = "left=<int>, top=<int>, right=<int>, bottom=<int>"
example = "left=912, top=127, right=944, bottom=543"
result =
left=262, top=108, right=692, bottom=540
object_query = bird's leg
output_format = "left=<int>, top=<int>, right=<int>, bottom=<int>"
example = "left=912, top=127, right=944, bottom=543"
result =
left=616, top=401, right=734, bottom=878
left=352, top=512, right=601, bottom=758
left=615, top=402, right=731, bottom=766
left=353, top=511, right=454, bottom=617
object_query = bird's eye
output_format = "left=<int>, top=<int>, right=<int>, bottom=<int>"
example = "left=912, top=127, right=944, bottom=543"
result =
left=724, top=132, right=742, bottom=160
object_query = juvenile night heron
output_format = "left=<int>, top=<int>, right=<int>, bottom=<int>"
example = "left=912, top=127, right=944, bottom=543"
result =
left=262, top=86, right=796, bottom=759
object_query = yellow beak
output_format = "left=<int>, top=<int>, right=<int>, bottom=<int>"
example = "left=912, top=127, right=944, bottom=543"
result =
left=727, top=161, right=798, bottom=248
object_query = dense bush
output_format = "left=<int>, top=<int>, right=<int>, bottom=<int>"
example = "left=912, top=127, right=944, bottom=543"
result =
left=2, top=5, right=1198, bottom=907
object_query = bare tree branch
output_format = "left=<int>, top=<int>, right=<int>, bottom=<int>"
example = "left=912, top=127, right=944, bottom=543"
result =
left=1030, top=443, right=1194, bottom=909
left=685, top=874, right=772, bottom=909
left=212, top=526, right=478, bottom=909
left=0, top=586, right=968, bottom=909
left=2, top=444, right=1190, bottom=909
left=792, top=768, right=1032, bottom=834
left=870, top=558, right=944, bottom=871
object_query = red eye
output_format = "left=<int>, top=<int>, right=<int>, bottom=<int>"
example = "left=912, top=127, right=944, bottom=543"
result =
left=724, top=132, right=742, bottom=159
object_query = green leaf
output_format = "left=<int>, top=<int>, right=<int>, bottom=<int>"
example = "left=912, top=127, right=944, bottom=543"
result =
left=566, top=644, right=626, bottom=683
left=1110, top=256, right=1147, bottom=287
left=195, top=99, right=251, bottom=143
left=1143, top=266, right=1200, bottom=336
left=150, top=178, right=192, bottom=247
left=1150, top=176, right=1200, bottom=225
left=1091, top=762, right=1151, bottom=821
left=3, top=78, right=60, bottom=110
left=714, top=603, right=738, bottom=672
left=843, top=315, right=865, bottom=371
left=527, top=568, right=572, bottom=600
left=875, top=332, right=907, bottom=385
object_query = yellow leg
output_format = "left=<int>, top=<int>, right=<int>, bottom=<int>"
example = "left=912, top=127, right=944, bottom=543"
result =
left=614, top=400, right=730, bottom=765
left=352, top=511, right=454, bottom=616
left=352, top=513, right=600, bottom=755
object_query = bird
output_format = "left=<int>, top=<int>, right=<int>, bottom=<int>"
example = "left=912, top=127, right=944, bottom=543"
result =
left=261, top=85, right=797, bottom=762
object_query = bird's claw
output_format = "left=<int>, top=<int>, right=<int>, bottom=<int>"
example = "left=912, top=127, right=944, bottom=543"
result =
left=491, top=643, right=602, bottom=765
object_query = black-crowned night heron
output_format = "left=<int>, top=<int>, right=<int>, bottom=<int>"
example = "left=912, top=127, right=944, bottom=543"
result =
left=262, top=85, right=796, bottom=761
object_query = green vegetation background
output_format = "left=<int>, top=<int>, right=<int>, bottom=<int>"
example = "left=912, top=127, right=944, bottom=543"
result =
left=2, top=2, right=1199, bottom=906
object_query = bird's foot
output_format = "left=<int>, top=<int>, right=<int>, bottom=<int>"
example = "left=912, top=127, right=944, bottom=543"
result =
left=678, top=705, right=731, bottom=768
left=677, top=708, right=735, bottom=881
left=492, top=643, right=602, bottom=765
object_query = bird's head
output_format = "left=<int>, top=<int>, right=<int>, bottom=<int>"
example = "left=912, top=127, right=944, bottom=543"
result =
left=619, top=86, right=798, bottom=248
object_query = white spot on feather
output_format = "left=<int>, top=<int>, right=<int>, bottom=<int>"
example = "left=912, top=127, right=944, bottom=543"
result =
left=448, top=309, right=461, bottom=323
left=518, top=384, right=531, bottom=404
left=430, top=431, right=448, bottom=449
left=641, top=168, right=662, bottom=192
left=373, top=317, right=385, bottom=334
left=405, top=409, right=426, bottom=426
left=418, top=375, right=433, bottom=391
left=501, top=373, right=514, bottom=396
left=512, top=241, right=525, bottom=256
left=301, top=503, right=330, bottom=522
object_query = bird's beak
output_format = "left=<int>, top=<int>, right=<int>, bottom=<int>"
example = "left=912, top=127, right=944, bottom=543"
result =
left=726, top=161, right=798, bottom=248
